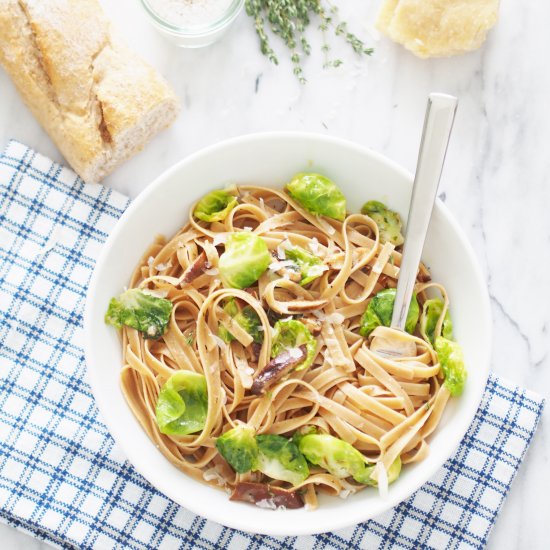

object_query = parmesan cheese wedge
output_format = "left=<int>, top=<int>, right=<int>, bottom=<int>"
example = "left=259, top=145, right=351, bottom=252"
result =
left=376, top=0, right=500, bottom=58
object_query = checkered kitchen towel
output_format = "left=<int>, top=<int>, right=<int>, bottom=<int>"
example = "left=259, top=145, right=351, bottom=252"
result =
left=0, top=140, right=545, bottom=550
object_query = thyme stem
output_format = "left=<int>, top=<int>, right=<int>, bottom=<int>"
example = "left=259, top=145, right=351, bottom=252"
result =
left=245, top=0, right=374, bottom=83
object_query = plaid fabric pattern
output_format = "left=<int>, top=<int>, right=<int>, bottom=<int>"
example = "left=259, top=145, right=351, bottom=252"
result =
left=0, top=140, right=544, bottom=550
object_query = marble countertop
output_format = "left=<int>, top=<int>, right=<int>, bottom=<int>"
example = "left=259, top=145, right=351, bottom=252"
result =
left=1, top=0, right=548, bottom=548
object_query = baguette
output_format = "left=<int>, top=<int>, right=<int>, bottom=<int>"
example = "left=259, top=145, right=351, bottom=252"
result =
left=0, top=0, right=180, bottom=183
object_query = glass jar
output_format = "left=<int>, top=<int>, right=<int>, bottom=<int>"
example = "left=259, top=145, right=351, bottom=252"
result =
left=139, top=0, right=244, bottom=48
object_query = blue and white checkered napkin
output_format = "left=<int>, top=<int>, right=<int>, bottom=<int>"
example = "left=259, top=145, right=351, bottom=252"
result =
left=0, top=140, right=545, bottom=550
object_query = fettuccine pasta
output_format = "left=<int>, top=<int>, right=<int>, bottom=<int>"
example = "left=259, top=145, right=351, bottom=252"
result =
left=107, top=175, right=465, bottom=510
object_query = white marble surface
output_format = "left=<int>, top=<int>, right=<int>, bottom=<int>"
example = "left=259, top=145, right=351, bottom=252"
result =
left=0, top=0, right=548, bottom=548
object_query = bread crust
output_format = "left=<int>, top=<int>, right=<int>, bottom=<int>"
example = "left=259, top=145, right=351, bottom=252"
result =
left=0, top=0, right=179, bottom=183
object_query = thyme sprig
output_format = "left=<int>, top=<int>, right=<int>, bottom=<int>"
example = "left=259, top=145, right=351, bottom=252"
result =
left=245, top=0, right=374, bottom=84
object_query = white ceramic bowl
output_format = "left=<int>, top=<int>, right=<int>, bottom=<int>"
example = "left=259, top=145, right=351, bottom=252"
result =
left=84, top=132, right=491, bottom=536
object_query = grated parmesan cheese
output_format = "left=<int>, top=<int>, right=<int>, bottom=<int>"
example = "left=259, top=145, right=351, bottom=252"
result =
left=269, top=259, right=295, bottom=271
left=213, top=233, right=228, bottom=246
left=255, top=498, right=277, bottom=510
left=203, top=468, right=227, bottom=486
left=155, top=261, right=172, bottom=272
left=211, top=335, right=227, bottom=352
left=308, top=237, right=320, bottom=254
left=326, top=312, right=345, bottom=325
left=277, top=238, right=292, bottom=259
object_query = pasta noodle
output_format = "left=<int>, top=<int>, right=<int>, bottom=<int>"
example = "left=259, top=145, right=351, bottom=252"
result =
left=116, top=184, right=456, bottom=509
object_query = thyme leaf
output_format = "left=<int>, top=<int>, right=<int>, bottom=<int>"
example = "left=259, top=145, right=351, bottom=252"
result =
left=245, top=0, right=373, bottom=84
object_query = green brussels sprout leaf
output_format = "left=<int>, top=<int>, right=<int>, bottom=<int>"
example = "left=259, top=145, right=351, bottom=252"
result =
left=217, top=298, right=263, bottom=345
left=219, top=232, right=271, bottom=289
left=155, top=371, right=208, bottom=435
left=256, top=434, right=309, bottom=486
left=361, top=457, right=402, bottom=486
left=284, top=246, right=326, bottom=286
left=218, top=298, right=239, bottom=343
left=298, top=433, right=374, bottom=485
left=105, top=288, right=172, bottom=339
left=216, top=424, right=259, bottom=473
left=193, top=190, right=238, bottom=223
left=420, top=298, right=453, bottom=346
left=271, top=319, right=316, bottom=371
left=359, top=288, right=419, bottom=338
left=286, top=173, right=347, bottom=221
left=291, top=425, right=318, bottom=447
left=435, top=337, right=467, bottom=397
left=361, top=200, right=404, bottom=246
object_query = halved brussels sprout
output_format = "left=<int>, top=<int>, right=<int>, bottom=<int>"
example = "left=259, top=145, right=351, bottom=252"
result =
left=256, top=434, right=309, bottom=486
left=284, top=246, right=325, bottom=286
left=105, top=288, right=172, bottom=339
left=271, top=319, right=316, bottom=371
left=364, top=457, right=402, bottom=486
left=216, top=424, right=259, bottom=474
left=435, top=337, right=467, bottom=397
left=193, top=190, right=238, bottom=222
left=155, top=371, right=208, bottom=435
left=359, top=288, right=419, bottom=338
left=361, top=200, right=404, bottom=246
left=291, top=425, right=318, bottom=447
left=218, top=232, right=271, bottom=289
left=286, top=173, right=347, bottom=221
left=298, top=433, right=374, bottom=485
left=420, top=298, right=453, bottom=346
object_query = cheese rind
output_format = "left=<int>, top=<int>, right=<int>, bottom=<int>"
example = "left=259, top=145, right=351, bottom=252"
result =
left=376, top=0, right=500, bottom=58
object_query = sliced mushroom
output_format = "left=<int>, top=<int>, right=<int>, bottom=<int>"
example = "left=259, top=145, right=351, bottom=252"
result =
left=250, top=345, right=307, bottom=396
left=230, top=482, right=304, bottom=509
left=251, top=342, right=262, bottom=362
left=298, top=316, right=323, bottom=336
left=182, top=251, right=208, bottom=284
left=417, top=266, right=432, bottom=283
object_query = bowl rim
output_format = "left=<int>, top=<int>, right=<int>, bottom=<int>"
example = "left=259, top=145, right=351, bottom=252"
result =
left=84, top=131, right=491, bottom=536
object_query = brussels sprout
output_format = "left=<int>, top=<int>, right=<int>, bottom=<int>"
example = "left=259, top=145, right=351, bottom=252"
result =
left=219, top=232, right=271, bottom=289
left=286, top=173, right=347, bottom=221
left=386, top=457, right=402, bottom=484
left=155, top=371, right=208, bottom=435
left=363, top=457, right=402, bottom=487
left=256, top=434, right=309, bottom=486
left=105, top=288, right=172, bottom=339
left=361, top=200, right=404, bottom=246
left=216, top=424, right=259, bottom=474
left=193, top=190, right=238, bottom=222
left=291, top=425, right=318, bottom=447
left=359, top=288, right=419, bottom=338
left=271, top=319, right=316, bottom=371
left=420, top=298, right=453, bottom=346
left=218, top=298, right=239, bottom=343
left=218, top=299, right=264, bottom=345
left=238, top=306, right=264, bottom=344
left=298, top=434, right=374, bottom=485
left=284, top=246, right=325, bottom=286
left=435, top=337, right=467, bottom=397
